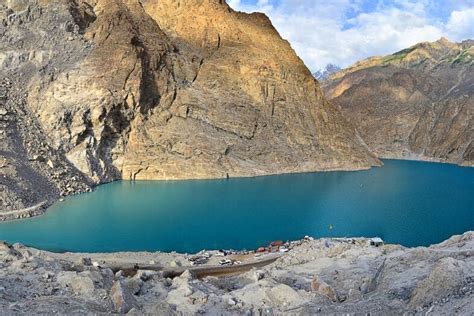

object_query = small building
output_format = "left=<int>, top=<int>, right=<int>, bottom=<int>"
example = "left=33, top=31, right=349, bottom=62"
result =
left=370, top=237, right=384, bottom=247
left=270, top=240, right=283, bottom=248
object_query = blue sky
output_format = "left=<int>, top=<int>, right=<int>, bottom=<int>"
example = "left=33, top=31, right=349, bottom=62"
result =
left=228, top=0, right=474, bottom=71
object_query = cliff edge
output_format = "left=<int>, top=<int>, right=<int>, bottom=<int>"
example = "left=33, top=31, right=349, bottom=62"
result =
left=0, top=0, right=379, bottom=215
left=323, top=38, right=473, bottom=166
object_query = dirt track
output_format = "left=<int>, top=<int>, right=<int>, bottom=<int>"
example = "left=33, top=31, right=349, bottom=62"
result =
left=106, top=253, right=284, bottom=278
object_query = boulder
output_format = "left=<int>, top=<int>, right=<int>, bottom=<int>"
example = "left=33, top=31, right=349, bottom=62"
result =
left=110, top=280, right=138, bottom=313
left=57, top=271, right=96, bottom=296
left=135, top=270, right=157, bottom=281
left=311, top=276, right=338, bottom=302
left=168, top=260, right=180, bottom=267
left=267, top=284, right=306, bottom=307
left=0, top=242, right=22, bottom=262
left=125, top=277, right=143, bottom=295
left=79, top=270, right=104, bottom=288
left=100, top=268, right=115, bottom=289
left=170, top=270, right=194, bottom=297
left=167, top=270, right=197, bottom=309
left=410, top=257, right=468, bottom=307
left=253, top=270, right=266, bottom=282
left=81, top=257, right=93, bottom=266
left=173, top=270, right=195, bottom=287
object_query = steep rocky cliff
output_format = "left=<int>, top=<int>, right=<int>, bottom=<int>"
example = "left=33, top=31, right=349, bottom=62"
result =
left=323, top=38, right=473, bottom=166
left=0, top=0, right=379, bottom=215
left=0, top=0, right=94, bottom=215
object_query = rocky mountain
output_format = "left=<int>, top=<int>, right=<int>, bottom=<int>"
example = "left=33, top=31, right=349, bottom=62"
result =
left=0, top=0, right=380, bottom=215
left=322, top=38, right=473, bottom=166
left=313, top=64, right=341, bottom=81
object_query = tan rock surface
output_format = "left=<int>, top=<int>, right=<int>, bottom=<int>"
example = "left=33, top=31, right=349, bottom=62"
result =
left=323, top=38, right=473, bottom=166
left=1, top=0, right=379, bottom=212
left=311, top=275, right=338, bottom=301
left=0, top=0, right=94, bottom=215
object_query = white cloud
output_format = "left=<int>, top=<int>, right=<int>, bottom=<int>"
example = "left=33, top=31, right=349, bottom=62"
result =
left=228, top=0, right=474, bottom=71
left=227, top=0, right=241, bottom=10
left=446, top=8, right=474, bottom=40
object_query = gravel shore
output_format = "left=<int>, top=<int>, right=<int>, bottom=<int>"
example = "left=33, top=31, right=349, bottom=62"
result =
left=1, top=232, right=473, bottom=314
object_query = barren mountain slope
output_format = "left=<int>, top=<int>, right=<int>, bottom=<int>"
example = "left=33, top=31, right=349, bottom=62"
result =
left=1, top=0, right=380, bottom=215
left=116, top=0, right=381, bottom=180
left=0, top=0, right=96, bottom=215
left=323, top=38, right=473, bottom=166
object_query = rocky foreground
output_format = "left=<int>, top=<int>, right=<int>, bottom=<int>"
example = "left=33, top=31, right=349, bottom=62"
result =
left=1, top=232, right=473, bottom=314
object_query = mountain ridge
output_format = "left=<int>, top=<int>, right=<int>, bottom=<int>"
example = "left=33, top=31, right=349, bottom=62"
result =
left=327, top=37, right=473, bottom=85
left=0, top=0, right=379, bottom=216
left=322, top=37, right=473, bottom=166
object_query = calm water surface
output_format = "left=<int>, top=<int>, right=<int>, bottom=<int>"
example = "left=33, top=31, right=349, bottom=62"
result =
left=0, top=160, right=473, bottom=252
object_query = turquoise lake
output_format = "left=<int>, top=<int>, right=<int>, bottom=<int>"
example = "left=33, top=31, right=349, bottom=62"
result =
left=0, top=160, right=473, bottom=253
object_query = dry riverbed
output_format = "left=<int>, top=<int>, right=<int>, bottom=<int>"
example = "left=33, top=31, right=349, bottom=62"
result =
left=1, top=233, right=473, bottom=314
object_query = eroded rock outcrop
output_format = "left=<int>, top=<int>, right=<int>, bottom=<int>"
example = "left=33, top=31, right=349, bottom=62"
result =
left=0, top=1, right=93, bottom=216
left=323, top=38, right=473, bottom=166
left=1, top=0, right=379, bottom=214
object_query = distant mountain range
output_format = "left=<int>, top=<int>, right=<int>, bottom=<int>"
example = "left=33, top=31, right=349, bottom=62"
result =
left=313, top=64, right=341, bottom=80
left=322, top=37, right=473, bottom=166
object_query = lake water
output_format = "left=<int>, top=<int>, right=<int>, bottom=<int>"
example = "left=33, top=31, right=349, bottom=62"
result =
left=0, top=160, right=473, bottom=253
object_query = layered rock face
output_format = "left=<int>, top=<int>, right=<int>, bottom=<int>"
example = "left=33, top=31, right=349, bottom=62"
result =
left=0, top=0, right=93, bottom=215
left=323, top=38, right=473, bottom=166
left=1, top=0, right=379, bottom=213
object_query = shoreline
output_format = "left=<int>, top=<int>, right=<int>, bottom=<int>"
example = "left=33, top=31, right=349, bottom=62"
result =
left=378, top=154, right=473, bottom=167
left=1, top=157, right=471, bottom=223
left=0, top=200, right=49, bottom=222
left=1, top=232, right=472, bottom=314
left=1, top=162, right=376, bottom=223
left=2, top=231, right=472, bottom=261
